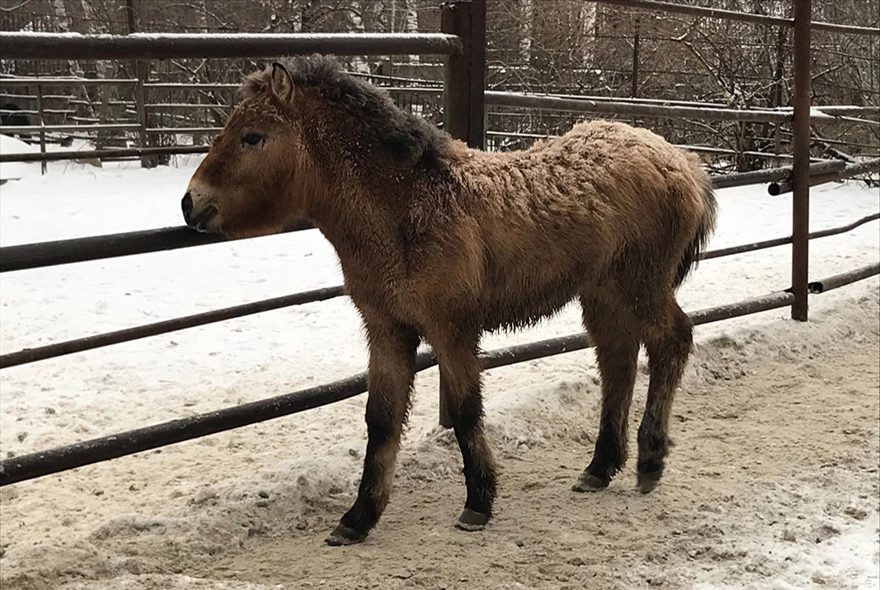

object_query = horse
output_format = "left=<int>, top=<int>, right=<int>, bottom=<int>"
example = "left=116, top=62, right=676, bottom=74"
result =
left=182, top=54, right=717, bottom=546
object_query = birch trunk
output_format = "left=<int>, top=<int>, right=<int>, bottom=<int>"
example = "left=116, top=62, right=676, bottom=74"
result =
left=519, top=0, right=534, bottom=65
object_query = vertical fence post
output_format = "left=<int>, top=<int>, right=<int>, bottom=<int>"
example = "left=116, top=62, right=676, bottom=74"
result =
left=134, top=62, right=153, bottom=168
left=127, top=0, right=153, bottom=169
left=438, top=0, right=486, bottom=428
left=441, top=0, right=486, bottom=150
left=468, top=0, right=486, bottom=150
left=35, top=84, right=47, bottom=175
left=791, top=0, right=811, bottom=321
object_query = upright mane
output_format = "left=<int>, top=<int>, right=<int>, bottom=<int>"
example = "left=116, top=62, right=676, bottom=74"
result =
left=239, top=54, right=453, bottom=168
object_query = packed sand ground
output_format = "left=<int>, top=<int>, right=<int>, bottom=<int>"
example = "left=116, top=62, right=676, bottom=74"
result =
left=1, top=281, right=878, bottom=590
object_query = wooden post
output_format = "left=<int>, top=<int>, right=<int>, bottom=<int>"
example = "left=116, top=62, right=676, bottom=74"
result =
left=791, top=0, right=811, bottom=321
left=438, top=376, right=452, bottom=429
left=469, top=0, right=486, bottom=150
left=134, top=61, right=153, bottom=168
left=441, top=0, right=486, bottom=150
left=35, top=84, right=47, bottom=175
left=438, top=0, right=486, bottom=428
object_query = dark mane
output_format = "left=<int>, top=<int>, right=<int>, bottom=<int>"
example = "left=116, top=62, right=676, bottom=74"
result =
left=240, top=54, right=452, bottom=167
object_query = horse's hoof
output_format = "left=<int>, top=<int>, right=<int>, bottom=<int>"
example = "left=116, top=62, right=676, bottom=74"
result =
left=572, top=472, right=608, bottom=493
left=455, top=508, right=490, bottom=532
left=325, top=523, right=366, bottom=546
left=637, top=469, right=663, bottom=494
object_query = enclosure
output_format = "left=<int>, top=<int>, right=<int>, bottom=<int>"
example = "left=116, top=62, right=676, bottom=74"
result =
left=0, top=1, right=878, bottom=589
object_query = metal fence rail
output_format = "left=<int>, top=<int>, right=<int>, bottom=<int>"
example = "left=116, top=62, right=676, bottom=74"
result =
left=0, top=145, right=211, bottom=163
left=5, top=267, right=875, bottom=487
left=0, top=285, right=814, bottom=487
left=0, top=220, right=314, bottom=274
left=809, top=263, right=880, bottom=293
left=0, top=286, right=346, bottom=369
left=768, top=158, right=880, bottom=196
left=2, top=212, right=876, bottom=370
left=591, top=0, right=880, bottom=36
left=0, top=32, right=464, bottom=61
left=1, top=159, right=863, bottom=275
left=484, top=91, right=794, bottom=123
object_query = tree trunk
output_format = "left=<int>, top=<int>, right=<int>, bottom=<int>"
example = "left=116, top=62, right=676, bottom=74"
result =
left=80, top=0, right=111, bottom=155
left=51, top=0, right=70, bottom=31
left=519, top=0, right=534, bottom=66
left=403, top=0, right=420, bottom=63
left=579, top=1, right=597, bottom=66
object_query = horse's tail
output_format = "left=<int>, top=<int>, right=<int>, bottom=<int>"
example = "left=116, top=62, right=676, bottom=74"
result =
left=675, top=171, right=718, bottom=288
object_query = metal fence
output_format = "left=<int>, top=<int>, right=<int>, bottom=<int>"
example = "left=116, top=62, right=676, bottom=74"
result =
left=0, top=0, right=879, bottom=488
left=2, top=1, right=878, bottom=169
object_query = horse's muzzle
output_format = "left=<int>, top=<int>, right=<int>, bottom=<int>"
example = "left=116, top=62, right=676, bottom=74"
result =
left=182, top=192, right=218, bottom=233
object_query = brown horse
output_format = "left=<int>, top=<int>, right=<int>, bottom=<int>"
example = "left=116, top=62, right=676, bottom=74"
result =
left=183, top=55, right=717, bottom=546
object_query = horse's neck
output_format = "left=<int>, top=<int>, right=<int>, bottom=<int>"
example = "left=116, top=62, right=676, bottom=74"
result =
left=307, top=187, right=403, bottom=290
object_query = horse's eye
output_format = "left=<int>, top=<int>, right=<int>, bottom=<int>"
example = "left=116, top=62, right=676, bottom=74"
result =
left=242, top=133, right=264, bottom=146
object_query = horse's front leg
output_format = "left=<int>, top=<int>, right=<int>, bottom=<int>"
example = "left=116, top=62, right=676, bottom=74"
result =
left=326, top=317, right=419, bottom=546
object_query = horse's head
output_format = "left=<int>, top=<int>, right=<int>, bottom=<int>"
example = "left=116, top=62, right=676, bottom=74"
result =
left=183, top=62, right=309, bottom=239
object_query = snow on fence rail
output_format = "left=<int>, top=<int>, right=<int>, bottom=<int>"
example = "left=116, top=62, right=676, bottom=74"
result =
left=484, top=91, right=793, bottom=123
left=0, top=32, right=464, bottom=61
left=2, top=0, right=878, bottom=487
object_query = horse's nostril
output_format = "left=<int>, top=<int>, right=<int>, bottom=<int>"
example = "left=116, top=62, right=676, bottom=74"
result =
left=181, top=192, right=193, bottom=223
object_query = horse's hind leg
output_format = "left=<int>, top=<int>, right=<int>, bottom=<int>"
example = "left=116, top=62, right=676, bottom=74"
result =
left=326, top=317, right=419, bottom=546
left=573, top=291, right=640, bottom=492
left=433, top=327, right=497, bottom=531
left=635, top=295, right=693, bottom=493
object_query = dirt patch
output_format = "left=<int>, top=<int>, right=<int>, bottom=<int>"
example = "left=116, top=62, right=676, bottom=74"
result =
left=1, top=286, right=878, bottom=590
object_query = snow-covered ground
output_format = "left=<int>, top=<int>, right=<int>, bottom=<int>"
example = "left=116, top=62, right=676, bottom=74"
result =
left=0, top=153, right=877, bottom=590
left=0, top=134, right=39, bottom=183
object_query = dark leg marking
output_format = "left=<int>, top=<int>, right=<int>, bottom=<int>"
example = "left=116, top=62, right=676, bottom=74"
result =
left=436, top=330, right=497, bottom=532
left=636, top=301, right=693, bottom=493
left=573, top=292, right=640, bottom=492
left=326, top=320, right=419, bottom=546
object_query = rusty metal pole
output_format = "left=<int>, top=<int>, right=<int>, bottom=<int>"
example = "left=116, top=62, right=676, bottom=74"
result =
left=791, top=0, right=811, bottom=321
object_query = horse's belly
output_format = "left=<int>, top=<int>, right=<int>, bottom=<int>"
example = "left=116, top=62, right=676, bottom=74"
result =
left=480, top=273, right=583, bottom=332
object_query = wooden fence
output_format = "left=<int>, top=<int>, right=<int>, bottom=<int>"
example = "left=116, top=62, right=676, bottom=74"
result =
left=0, top=0, right=878, bottom=487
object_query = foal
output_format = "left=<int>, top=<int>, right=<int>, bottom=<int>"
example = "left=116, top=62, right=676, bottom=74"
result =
left=182, top=55, right=717, bottom=546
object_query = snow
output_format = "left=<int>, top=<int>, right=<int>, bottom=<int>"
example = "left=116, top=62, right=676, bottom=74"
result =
left=0, top=159, right=878, bottom=589
left=694, top=515, right=880, bottom=590
left=0, top=134, right=39, bottom=182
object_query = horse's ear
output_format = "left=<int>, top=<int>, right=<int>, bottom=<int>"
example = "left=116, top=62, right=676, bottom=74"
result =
left=269, top=62, right=293, bottom=103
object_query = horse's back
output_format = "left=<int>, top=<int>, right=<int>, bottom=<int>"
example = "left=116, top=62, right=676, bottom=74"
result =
left=448, top=119, right=709, bottom=330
